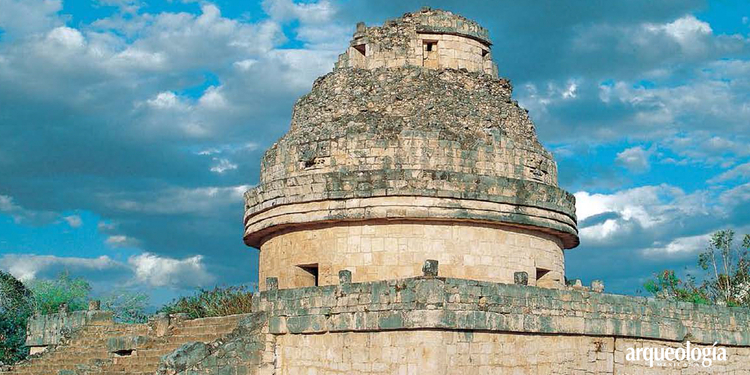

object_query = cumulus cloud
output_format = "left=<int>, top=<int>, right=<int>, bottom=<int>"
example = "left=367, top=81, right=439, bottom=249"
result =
left=0, top=252, right=215, bottom=290
left=0, top=195, right=57, bottom=225
left=708, top=162, right=750, bottom=184
left=0, top=0, right=63, bottom=38
left=641, top=233, right=711, bottom=258
left=128, top=253, right=214, bottom=288
left=615, top=145, right=655, bottom=173
left=575, top=184, right=715, bottom=247
left=103, top=185, right=249, bottom=216
left=0, top=254, right=123, bottom=281
left=63, top=215, right=83, bottom=228
left=105, top=235, right=139, bottom=248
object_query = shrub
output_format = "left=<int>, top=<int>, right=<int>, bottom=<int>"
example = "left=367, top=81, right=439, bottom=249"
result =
left=102, top=290, right=149, bottom=324
left=159, top=285, right=255, bottom=319
left=27, top=272, right=91, bottom=315
left=0, top=271, right=32, bottom=365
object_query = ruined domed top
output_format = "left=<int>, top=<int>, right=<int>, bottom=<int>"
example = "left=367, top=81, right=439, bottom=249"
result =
left=244, top=8, right=578, bottom=249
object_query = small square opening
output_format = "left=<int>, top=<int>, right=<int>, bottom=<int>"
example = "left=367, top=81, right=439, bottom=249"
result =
left=424, top=41, right=437, bottom=52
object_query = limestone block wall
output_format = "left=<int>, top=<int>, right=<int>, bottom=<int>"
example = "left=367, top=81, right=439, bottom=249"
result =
left=257, top=277, right=750, bottom=346
left=25, top=309, right=114, bottom=351
left=334, top=8, right=497, bottom=76
left=259, top=221, right=564, bottom=290
left=158, top=275, right=750, bottom=374
left=276, top=332, right=750, bottom=374
left=340, top=33, right=495, bottom=75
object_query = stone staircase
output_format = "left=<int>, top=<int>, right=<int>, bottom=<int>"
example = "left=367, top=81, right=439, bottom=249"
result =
left=1, top=313, right=249, bottom=375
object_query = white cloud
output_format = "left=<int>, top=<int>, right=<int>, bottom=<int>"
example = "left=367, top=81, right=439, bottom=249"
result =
left=128, top=253, right=214, bottom=288
left=0, top=254, right=121, bottom=281
left=263, top=0, right=335, bottom=24
left=616, top=145, right=654, bottom=173
left=210, top=158, right=238, bottom=174
left=105, top=235, right=139, bottom=248
left=147, top=91, right=185, bottom=109
left=0, top=252, right=215, bottom=290
left=63, top=215, right=82, bottom=228
left=0, top=194, right=57, bottom=224
left=46, top=26, right=86, bottom=49
left=641, top=233, right=711, bottom=258
left=0, top=0, right=63, bottom=38
left=574, top=184, right=714, bottom=246
left=103, top=185, right=250, bottom=215
left=649, top=15, right=713, bottom=54
left=708, top=162, right=750, bottom=184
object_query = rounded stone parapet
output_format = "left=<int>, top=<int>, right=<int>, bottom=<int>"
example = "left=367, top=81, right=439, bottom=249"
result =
left=244, top=182, right=578, bottom=249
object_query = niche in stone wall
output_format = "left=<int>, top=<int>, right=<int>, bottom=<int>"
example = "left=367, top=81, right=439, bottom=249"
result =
left=294, top=264, right=319, bottom=287
left=422, top=40, right=439, bottom=69
left=351, top=43, right=367, bottom=68
left=536, top=268, right=554, bottom=288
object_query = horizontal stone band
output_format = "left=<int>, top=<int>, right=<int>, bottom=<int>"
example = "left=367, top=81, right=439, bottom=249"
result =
left=244, top=195, right=578, bottom=248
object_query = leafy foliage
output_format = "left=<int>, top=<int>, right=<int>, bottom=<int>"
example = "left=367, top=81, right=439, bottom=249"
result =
left=697, top=230, right=750, bottom=306
left=102, top=291, right=149, bottom=324
left=0, top=271, right=32, bottom=365
left=27, top=272, right=92, bottom=315
left=644, top=230, right=750, bottom=307
left=643, top=270, right=709, bottom=304
left=158, top=285, right=255, bottom=319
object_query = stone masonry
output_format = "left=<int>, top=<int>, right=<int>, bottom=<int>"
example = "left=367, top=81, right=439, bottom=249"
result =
left=5, top=8, right=750, bottom=375
left=244, top=7, right=578, bottom=291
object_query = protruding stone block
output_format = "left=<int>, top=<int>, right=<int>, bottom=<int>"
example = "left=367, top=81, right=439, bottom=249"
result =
left=266, top=277, right=279, bottom=291
left=338, top=270, right=352, bottom=284
left=591, top=280, right=605, bottom=293
left=150, top=313, right=170, bottom=337
left=514, top=271, right=528, bottom=285
left=88, top=300, right=101, bottom=311
left=422, top=259, right=439, bottom=277
left=356, top=22, right=366, bottom=33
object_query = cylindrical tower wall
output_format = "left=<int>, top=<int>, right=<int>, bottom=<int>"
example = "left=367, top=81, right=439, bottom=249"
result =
left=259, top=221, right=564, bottom=290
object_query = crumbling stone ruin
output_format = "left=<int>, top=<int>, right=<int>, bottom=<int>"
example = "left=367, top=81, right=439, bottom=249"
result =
left=244, top=7, right=577, bottom=291
left=4, top=8, right=750, bottom=375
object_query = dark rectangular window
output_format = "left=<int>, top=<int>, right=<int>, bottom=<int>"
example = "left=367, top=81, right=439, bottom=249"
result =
left=297, top=264, right=319, bottom=287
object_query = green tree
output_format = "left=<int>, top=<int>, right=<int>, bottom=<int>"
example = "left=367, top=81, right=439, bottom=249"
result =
left=27, top=272, right=91, bottom=315
left=102, top=290, right=149, bottom=324
left=0, top=271, right=32, bottom=365
left=697, top=229, right=750, bottom=306
left=643, top=270, right=709, bottom=304
left=644, top=230, right=750, bottom=307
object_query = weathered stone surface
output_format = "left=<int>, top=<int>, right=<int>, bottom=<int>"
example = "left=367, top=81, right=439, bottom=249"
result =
left=24, top=310, right=113, bottom=347
left=254, top=276, right=750, bottom=347
left=514, top=271, right=528, bottom=285
left=6, top=312, right=249, bottom=375
left=338, top=269, right=352, bottom=284
left=243, top=8, right=579, bottom=293
left=422, top=259, right=439, bottom=277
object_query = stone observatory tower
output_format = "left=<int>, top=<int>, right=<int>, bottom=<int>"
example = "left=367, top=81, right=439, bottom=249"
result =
left=244, top=8, right=579, bottom=291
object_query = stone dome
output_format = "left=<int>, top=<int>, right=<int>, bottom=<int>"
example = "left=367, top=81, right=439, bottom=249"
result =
left=244, top=8, right=578, bottom=290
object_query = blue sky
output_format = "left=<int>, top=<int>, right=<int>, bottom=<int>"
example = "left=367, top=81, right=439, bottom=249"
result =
left=0, top=0, right=748, bottom=306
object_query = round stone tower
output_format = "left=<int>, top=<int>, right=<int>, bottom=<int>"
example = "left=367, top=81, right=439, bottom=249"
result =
left=244, top=8, right=579, bottom=290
